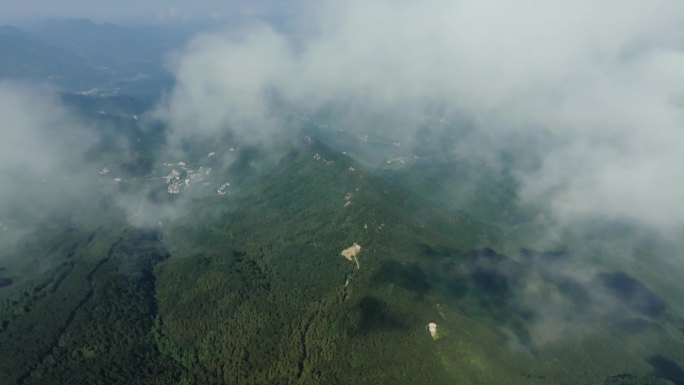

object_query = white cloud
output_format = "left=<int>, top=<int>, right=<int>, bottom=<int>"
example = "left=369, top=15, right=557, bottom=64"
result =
left=161, top=0, right=684, bottom=230
left=0, top=83, right=96, bottom=185
left=0, top=82, right=107, bottom=236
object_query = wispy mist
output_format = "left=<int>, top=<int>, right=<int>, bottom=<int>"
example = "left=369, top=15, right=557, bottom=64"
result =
left=0, top=83, right=99, bottom=217
left=160, top=0, right=684, bottom=233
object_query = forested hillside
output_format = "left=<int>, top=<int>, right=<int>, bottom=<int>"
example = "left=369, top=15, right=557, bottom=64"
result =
left=3, top=137, right=683, bottom=385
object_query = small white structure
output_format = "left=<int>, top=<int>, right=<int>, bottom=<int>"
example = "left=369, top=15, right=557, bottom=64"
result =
left=217, top=182, right=230, bottom=196
left=208, top=152, right=216, bottom=157
left=427, top=322, right=438, bottom=339
left=163, top=169, right=181, bottom=184
left=168, top=180, right=181, bottom=194
left=344, top=192, right=353, bottom=207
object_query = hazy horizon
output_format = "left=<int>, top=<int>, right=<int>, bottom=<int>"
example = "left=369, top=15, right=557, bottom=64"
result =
left=0, top=0, right=302, bottom=24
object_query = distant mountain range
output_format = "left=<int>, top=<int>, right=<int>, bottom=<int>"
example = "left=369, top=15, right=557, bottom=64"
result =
left=0, top=19, right=194, bottom=97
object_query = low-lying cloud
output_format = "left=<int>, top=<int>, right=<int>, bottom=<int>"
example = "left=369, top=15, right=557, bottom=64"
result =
left=0, top=83, right=98, bottom=217
left=161, top=0, right=684, bottom=232
left=0, top=82, right=112, bottom=254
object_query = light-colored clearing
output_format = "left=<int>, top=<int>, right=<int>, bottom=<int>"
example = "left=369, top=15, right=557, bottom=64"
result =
left=341, top=243, right=362, bottom=269
left=341, top=243, right=361, bottom=260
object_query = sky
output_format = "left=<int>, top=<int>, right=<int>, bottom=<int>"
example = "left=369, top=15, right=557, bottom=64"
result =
left=0, top=0, right=301, bottom=24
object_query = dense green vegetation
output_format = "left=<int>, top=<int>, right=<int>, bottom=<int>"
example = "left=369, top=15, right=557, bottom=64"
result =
left=0, top=223, right=182, bottom=384
left=151, top=141, right=468, bottom=385
left=169, top=141, right=684, bottom=385
left=2, top=121, right=684, bottom=384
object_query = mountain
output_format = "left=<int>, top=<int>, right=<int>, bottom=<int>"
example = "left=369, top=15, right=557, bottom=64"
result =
left=0, top=20, right=186, bottom=97
left=1, top=131, right=683, bottom=385
left=26, top=19, right=181, bottom=63
left=0, top=25, right=99, bottom=87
